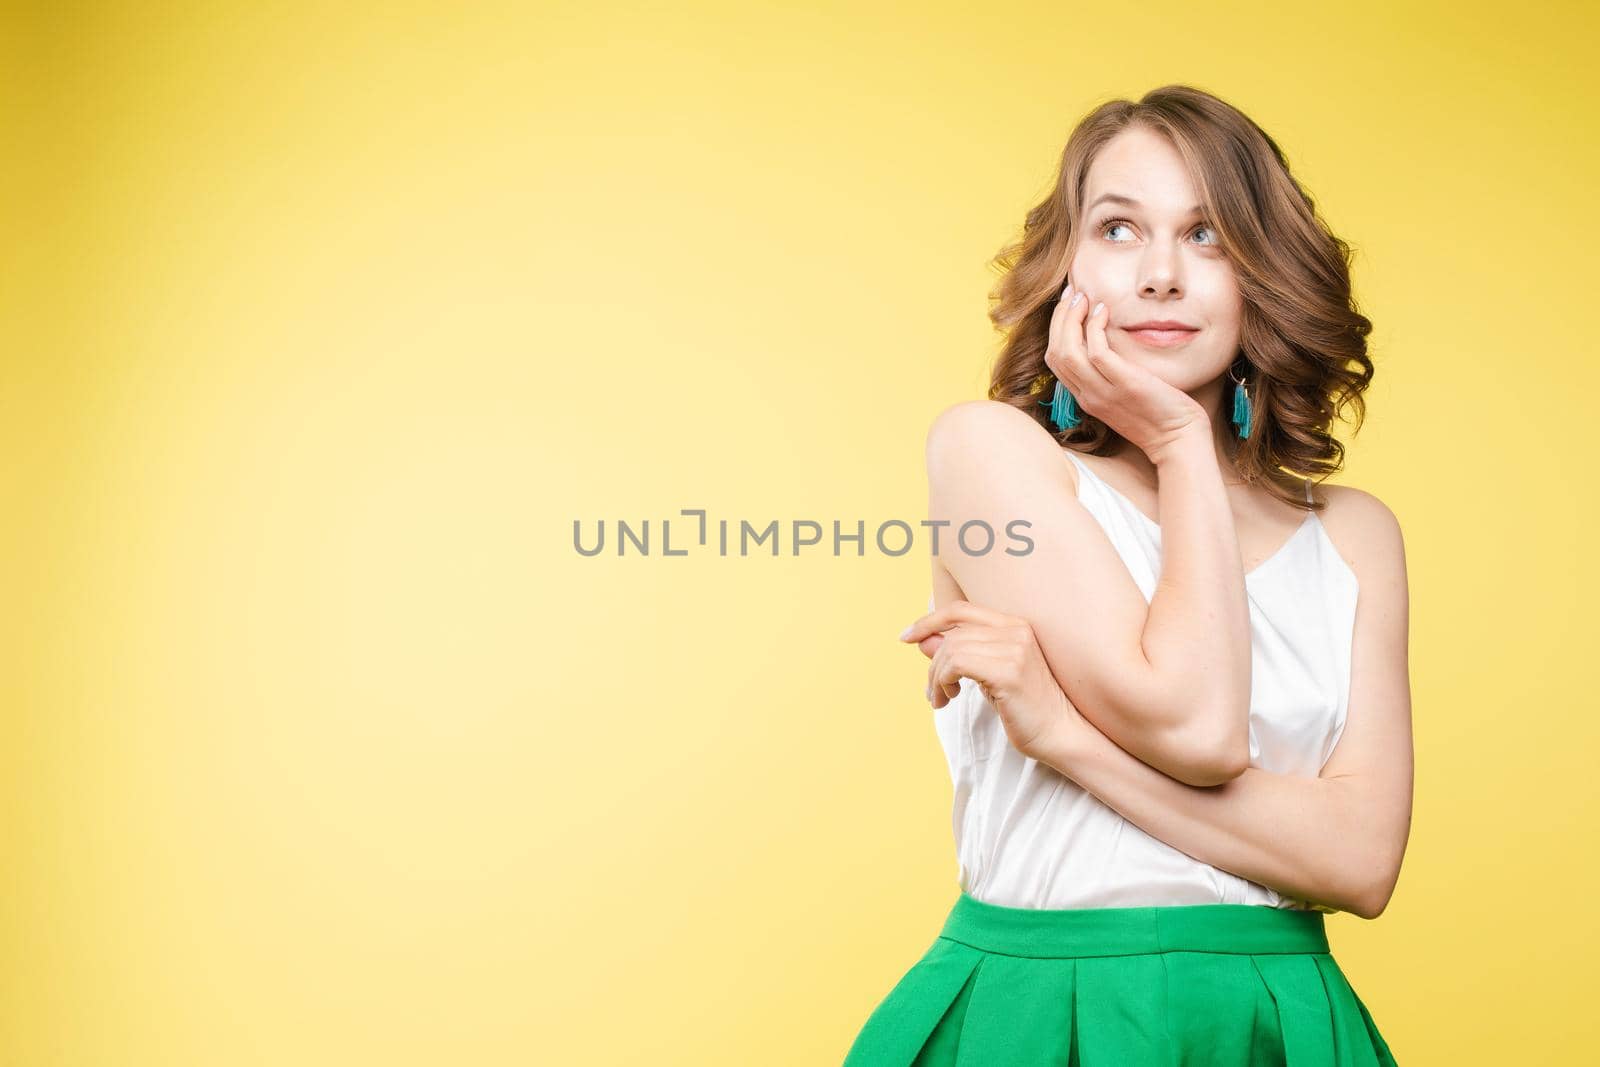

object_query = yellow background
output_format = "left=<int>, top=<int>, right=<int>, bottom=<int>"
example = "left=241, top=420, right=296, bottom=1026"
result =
left=4, top=1, right=1595, bottom=1063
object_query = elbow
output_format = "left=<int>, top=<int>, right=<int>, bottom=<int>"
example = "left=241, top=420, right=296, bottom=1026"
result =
left=1347, top=860, right=1403, bottom=920
left=1159, top=720, right=1251, bottom=788
left=1207, top=706, right=1253, bottom=782
left=1348, top=886, right=1390, bottom=921
left=1149, top=690, right=1251, bottom=786
left=1213, top=746, right=1252, bottom=784
left=1185, top=749, right=1250, bottom=788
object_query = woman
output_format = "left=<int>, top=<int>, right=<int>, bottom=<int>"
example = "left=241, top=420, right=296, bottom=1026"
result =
left=842, top=86, right=1411, bottom=1065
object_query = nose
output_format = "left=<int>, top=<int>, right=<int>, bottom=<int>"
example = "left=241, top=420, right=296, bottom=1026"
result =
left=1138, top=240, right=1184, bottom=298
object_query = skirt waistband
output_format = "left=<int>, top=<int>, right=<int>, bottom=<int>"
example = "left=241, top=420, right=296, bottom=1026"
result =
left=939, top=891, right=1329, bottom=958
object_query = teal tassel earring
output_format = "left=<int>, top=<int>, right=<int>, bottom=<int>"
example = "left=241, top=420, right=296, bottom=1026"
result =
left=1038, top=379, right=1082, bottom=431
left=1229, top=365, right=1253, bottom=439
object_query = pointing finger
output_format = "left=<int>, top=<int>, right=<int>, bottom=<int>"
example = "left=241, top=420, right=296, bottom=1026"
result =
left=900, top=600, right=1016, bottom=644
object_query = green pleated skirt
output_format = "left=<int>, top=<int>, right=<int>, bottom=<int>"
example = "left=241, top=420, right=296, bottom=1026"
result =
left=842, top=891, right=1398, bottom=1066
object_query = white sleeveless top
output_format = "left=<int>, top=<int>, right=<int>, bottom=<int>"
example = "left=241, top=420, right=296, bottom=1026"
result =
left=930, top=449, right=1360, bottom=912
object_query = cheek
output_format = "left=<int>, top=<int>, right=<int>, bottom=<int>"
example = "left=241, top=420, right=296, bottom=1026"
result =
left=1067, top=250, right=1115, bottom=291
left=1195, top=274, right=1243, bottom=330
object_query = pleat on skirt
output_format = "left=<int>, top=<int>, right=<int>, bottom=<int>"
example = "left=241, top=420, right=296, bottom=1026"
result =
left=842, top=891, right=1398, bottom=1066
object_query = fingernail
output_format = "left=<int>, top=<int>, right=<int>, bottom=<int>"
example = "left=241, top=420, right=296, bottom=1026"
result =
left=1069, top=291, right=1083, bottom=307
left=1092, top=301, right=1104, bottom=316
left=899, top=625, right=914, bottom=640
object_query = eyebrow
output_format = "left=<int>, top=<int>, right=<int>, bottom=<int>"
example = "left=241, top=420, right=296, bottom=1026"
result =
left=1086, top=193, right=1203, bottom=216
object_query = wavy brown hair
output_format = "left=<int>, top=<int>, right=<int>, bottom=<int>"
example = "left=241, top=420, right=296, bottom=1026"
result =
left=987, top=85, right=1374, bottom=511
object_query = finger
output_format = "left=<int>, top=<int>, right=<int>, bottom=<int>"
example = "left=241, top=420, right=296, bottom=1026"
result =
left=901, top=601, right=985, bottom=644
left=1069, top=295, right=1116, bottom=388
left=917, top=627, right=1012, bottom=662
left=1052, top=282, right=1116, bottom=400
left=1083, top=300, right=1129, bottom=386
left=1045, top=280, right=1092, bottom=389
left=927, top=631, right=1018, bottom=706
left=928, top=638, right=962, bottom=708
left=900, top=600, right=1017, bottom=644
left=935, top=648, right=1011, bottom=698
left=930, top=673, right=960, bottom=709
left=1045, top=279, right=1083, bottom=381
left=927, top=652, right=960, bottom=709
left=930, top=645, right=1016, bottom=709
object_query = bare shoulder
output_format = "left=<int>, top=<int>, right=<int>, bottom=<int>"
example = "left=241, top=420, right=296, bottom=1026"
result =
left=1315, top=482, right=1408, bottom=588
left=925, top=398, right=1044, bottom=449
left=924, top=399, right=1070, bottom=480
left=924, top=400, right=1077, bottom=592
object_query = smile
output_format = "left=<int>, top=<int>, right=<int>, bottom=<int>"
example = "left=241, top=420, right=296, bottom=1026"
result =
left=1118, top=327, right=1200, bottom=348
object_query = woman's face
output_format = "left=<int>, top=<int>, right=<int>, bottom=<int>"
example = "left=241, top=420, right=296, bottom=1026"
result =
left=1067, top=126, right=1243, bottom=397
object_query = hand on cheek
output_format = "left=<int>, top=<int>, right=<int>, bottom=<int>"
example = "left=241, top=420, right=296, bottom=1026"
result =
left=1066, top=271, right=1095, bottom=313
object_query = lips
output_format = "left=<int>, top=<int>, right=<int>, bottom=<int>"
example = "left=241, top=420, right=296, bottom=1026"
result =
left=1122, top=321, right=1198, bottom=332
left=1119, top=322, right=1201, bottom=349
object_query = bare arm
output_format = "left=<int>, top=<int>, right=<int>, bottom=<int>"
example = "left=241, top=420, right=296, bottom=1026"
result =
left=1030, top=488, right=1414, bottom=917
left=926, top=399, right=1252, bottom=786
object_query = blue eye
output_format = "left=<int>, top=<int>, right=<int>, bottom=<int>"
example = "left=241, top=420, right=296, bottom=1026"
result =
left=1094, top=215, right=1220, bottom=247
left=1098, top=218, right=1134, bottom=242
